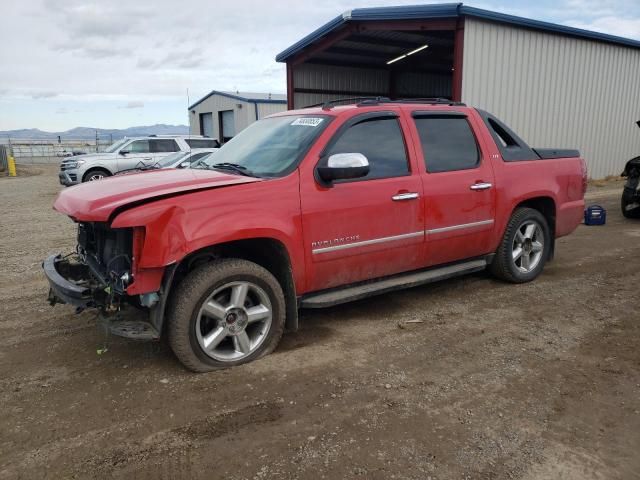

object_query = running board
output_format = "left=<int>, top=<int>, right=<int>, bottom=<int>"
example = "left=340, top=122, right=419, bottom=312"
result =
left=300, top=258, right=489, bottom=309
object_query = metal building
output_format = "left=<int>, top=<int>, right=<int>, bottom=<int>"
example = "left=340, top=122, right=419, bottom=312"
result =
left=189, top=91, right=287, bottom=143
left=276, top=4, right=640, bottom=178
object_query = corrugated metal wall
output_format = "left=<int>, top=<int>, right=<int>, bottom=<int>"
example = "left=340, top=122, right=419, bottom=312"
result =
left=293, top=64, right=389, bottom=108
left=395, top=71, right=451, bottom=98
left=257, top=102, right=288, bottom=120
left=292, top=63, right=452, bottom=108
left=462, top=18, right=640, bottom=178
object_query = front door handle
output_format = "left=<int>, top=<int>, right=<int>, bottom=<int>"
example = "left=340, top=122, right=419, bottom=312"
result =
left=142, top=157, right=152, bottom=161
left=470, top=182, right=492, bottom=191
left=392, top=192, right=419, bottom=201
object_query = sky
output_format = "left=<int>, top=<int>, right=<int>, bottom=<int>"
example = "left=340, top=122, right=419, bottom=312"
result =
left=0, top=0, right=639, bottom=132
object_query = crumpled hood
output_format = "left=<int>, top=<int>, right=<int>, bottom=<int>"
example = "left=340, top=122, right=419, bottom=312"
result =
left=54, top=168, right=262, bottom=222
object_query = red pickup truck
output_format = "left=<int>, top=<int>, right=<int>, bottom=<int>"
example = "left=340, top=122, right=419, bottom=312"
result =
left=44, top=99, right=587, bottom=372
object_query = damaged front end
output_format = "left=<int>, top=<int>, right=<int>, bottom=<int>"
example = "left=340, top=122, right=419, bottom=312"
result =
left=43, top=223, right=160, bottom=340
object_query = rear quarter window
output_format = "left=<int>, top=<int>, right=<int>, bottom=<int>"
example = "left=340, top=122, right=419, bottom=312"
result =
left=475, top=109, right=538, bottom=161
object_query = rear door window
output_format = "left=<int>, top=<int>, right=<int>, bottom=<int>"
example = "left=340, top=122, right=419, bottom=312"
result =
left=150, top=139, right=180, bottom=153
left=326, top=116, right=409, bottom=180
left=413, top=117, right=479, bottom=173
left=185, top=139, right=220, bottom=148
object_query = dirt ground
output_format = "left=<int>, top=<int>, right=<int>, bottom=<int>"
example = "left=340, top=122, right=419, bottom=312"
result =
left=1, top=165, right=639, bottom=480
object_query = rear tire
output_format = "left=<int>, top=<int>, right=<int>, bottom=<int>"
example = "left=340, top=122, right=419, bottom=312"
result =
left=82, top=168, right=111, bottom=182
left=490, top=207, right=551, bottom=283
left=167, top=259, right=285, bottom=372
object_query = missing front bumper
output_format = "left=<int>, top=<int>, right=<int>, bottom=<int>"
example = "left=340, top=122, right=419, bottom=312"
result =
left=43, top=254, right=96, bottom=309
left=43, top=254, right=161, bottom=340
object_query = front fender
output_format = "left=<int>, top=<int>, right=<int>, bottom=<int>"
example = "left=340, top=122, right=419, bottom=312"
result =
left=110, top=175, right=306, bottom=292
left=82, top=161, right=117, bottom=175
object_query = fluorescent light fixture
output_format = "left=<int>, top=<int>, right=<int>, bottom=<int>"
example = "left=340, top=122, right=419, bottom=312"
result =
left=387, top=54, right=407, bottom=65
left=407, top=44, right=429, bottom=56
left=386, top=44, right=429, bottom=65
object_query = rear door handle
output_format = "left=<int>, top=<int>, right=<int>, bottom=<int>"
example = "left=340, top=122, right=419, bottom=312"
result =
left=470, top=182, right=492, bottom=191
left=392, top=192, right=419, bottom=201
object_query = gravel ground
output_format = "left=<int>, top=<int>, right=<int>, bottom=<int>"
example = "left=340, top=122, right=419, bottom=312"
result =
left=1, top=165, right=639, bottom=480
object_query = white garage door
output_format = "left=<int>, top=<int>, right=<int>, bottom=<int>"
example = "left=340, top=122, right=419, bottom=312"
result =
left=220, top=110, right=236, bottom=142
left=200, top=113, right=213, bottom=138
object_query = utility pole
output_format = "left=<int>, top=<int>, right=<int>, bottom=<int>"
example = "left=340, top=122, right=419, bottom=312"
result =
left=95, top=130, right=98, bottom=152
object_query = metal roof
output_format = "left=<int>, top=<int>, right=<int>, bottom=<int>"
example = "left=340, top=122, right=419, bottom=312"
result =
left=275, top=3, right=640, bottom=62
left=189, top=90, right=287, bottom=110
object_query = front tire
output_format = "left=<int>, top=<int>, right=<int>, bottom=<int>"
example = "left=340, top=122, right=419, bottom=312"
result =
left=167, top=259, right=285, bottom=372
left=490, top=208, right=551, bottom=283
left=82, top=168, right=111, bottom=182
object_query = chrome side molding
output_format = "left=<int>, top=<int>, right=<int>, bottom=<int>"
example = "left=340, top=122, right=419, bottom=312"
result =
left=427, top=219, right=494, bottom=234
left=312, top=231, right=423, bottom=254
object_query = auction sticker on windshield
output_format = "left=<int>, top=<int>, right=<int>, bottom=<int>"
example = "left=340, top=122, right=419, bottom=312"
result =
left=291, top=118, right=324, bottom=127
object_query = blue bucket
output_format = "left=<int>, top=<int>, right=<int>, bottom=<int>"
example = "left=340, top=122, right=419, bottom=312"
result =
left=584, top=205, right=606, bottom=225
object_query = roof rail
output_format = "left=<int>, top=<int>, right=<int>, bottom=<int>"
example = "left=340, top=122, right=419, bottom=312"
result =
left=393, top=97, right=467, bottom=106
left=305, top=96, right=392, bottom=110
left=305, top=97, right=466, bottom=110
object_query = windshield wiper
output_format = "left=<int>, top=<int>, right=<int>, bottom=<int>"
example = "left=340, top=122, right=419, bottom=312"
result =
left=210, top=163, right=257, bottom=177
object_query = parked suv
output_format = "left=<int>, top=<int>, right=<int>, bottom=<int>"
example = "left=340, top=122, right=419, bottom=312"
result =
left=44, top=99, right=586, bottom=372
left=58, top=135, right=220, bottom=185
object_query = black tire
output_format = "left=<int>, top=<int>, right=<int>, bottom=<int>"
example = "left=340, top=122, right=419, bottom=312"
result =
left=167, top=258, right=285, bottom=372
left=82, top=168, right=111, bottom=182
left=621, top=192, right=640, bottom=219
left=490, top=207, right=551, bottom=283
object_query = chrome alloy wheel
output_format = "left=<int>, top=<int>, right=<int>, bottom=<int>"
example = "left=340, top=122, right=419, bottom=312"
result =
left=195, top=281, right=272, bottom=362
left=512, top=220, right=544, bottom=273
left=88, top=173, right=105, bottom=181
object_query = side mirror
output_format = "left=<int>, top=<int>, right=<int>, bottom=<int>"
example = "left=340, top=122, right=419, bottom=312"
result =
left=317, top=153, right=369, bottom=183
left=178, top=161, right=191, bottom=169
left=119, top=150, right=129, bottom=155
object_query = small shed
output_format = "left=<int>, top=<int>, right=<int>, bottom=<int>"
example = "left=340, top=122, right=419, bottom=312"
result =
left=276, top=3, right=640, bottom=178
left=189, top=91, right=287, bottom=143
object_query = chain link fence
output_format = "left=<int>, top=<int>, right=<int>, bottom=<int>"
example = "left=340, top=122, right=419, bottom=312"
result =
left=0, top=145, right=9, bottom=172
left=0, top=138, right=113, bottom=164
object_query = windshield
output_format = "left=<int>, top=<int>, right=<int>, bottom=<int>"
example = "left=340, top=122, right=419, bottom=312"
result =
left=104, top=138, right=129, bottom=153
left=157, top=151, right=189, bottom=168
left=197, top=115, right=329, bottom=177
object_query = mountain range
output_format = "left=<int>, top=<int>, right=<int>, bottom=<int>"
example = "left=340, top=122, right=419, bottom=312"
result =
left=0, top=124, right=189, bottom=140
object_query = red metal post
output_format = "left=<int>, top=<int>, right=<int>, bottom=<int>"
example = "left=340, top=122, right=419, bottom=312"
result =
left=286, top=63, right=294, bottom=110
left=452, top=18, right=465, bottom=102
